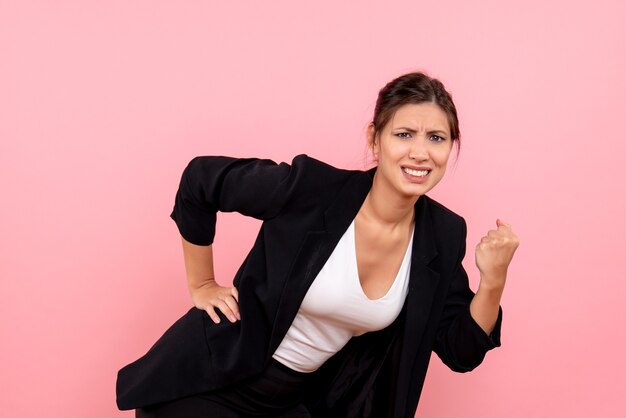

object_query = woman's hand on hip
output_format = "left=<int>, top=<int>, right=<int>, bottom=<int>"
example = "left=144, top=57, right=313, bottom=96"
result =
left=180, top=239, right=240, bottom=324
left=191, top=280, right=240, bottom=324
left=475, top=219, right=520, bottom=291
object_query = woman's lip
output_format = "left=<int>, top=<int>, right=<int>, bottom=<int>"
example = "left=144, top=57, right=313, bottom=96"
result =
left=401, top=167, right=430, bottom=184
left=401, top=165, right=432, bottom=171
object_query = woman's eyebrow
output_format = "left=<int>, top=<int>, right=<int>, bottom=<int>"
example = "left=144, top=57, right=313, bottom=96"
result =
left=394, top=126, right=449, bottom=136
left=394, top=126, right=417, bottom=133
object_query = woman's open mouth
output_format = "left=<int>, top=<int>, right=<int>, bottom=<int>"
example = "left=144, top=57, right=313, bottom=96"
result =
left=401, top=166, right=431, bottom=183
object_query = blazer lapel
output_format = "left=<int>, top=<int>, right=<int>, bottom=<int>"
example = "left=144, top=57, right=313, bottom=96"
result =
left=405, top=196, right=440, bottom=345
left=267, top=169, right=375, bottom=354
left=395, top=196, right=440, bottom=416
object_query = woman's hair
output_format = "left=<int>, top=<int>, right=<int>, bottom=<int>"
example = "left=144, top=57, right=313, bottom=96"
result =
left=372, top=72, right=460, bottom=148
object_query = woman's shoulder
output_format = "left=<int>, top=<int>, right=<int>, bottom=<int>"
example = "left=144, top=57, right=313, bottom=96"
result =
left=422, top=195, right=466, bottom=231
left=288, top=154, right=369, bottom=189
left=292, top=154, right=364, bottom=175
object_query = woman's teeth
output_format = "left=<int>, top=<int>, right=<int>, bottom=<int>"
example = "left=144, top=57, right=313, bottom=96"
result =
left=403, top=167, right=429, bottom=177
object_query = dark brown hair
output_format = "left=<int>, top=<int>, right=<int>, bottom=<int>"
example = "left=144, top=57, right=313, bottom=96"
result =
left=372, top=72, right=460, bottom=148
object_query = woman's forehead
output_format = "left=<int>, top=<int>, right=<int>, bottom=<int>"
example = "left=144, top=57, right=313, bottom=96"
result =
left=390, top=103, right=451, bottom=133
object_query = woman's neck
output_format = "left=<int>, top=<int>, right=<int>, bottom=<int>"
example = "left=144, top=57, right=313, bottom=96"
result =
left=359, top=172, right=417, bottom=228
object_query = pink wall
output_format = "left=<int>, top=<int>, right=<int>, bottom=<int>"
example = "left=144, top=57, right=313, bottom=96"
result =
left=2, top=1, right=625, bottom=416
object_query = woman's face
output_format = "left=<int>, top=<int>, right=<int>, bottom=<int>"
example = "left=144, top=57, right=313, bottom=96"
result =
left=369, top=102, right=453, bottom=201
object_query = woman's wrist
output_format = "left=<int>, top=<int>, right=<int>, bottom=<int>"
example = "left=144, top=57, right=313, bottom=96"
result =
left=477, top=272, right=506, bottom=294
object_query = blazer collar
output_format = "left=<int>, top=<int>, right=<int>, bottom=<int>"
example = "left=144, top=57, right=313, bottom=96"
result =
left=411, top=194, right=439, bottom=265
left=321, top=168, right=373, bottom=236
left=323, top=167, right=439, bottom=265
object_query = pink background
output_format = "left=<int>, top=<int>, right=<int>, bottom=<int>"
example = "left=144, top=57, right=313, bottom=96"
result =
left=1, top=1, right=625, bottom=417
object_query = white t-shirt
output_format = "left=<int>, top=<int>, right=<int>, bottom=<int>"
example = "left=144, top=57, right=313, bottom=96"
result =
left=272, top=219, right=413, bottom=373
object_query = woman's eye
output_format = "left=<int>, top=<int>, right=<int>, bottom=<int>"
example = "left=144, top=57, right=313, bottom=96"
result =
left=430, top=135, right=445, bottom=142
left=396, top=132, right=411, bottom=139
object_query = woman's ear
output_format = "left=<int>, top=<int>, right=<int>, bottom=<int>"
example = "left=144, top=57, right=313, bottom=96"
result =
left=366, top=123, right=379, bottom=159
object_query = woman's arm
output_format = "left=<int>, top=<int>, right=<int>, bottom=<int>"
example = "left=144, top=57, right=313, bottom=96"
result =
left=182, top=238, right=240, bottom=324
left=171, top=156, right=307, bottom=246
left=433, top=217, right=512, bottom=372
left=470, top=219, right=519, bottom=334
left=170, top=156, right=311, bottom=323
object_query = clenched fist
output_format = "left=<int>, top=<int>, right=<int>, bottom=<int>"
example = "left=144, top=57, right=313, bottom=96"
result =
left=475, top=219, right=520, bottom=290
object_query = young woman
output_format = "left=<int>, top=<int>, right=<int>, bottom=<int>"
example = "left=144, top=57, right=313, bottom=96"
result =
left=116, top=72, right=519, bottom=418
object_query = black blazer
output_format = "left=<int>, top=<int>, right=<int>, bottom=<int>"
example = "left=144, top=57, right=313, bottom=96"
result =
left=116, top=155, right=502, bottom=417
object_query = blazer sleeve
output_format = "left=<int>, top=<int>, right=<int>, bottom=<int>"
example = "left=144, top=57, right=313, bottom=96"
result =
left=170, top=154, right=308, bottom=245
left=433, top=218, right=503, bottom=372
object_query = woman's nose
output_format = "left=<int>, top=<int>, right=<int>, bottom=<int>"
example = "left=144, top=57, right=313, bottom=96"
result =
left=409, top=137, right=429, bottom=161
